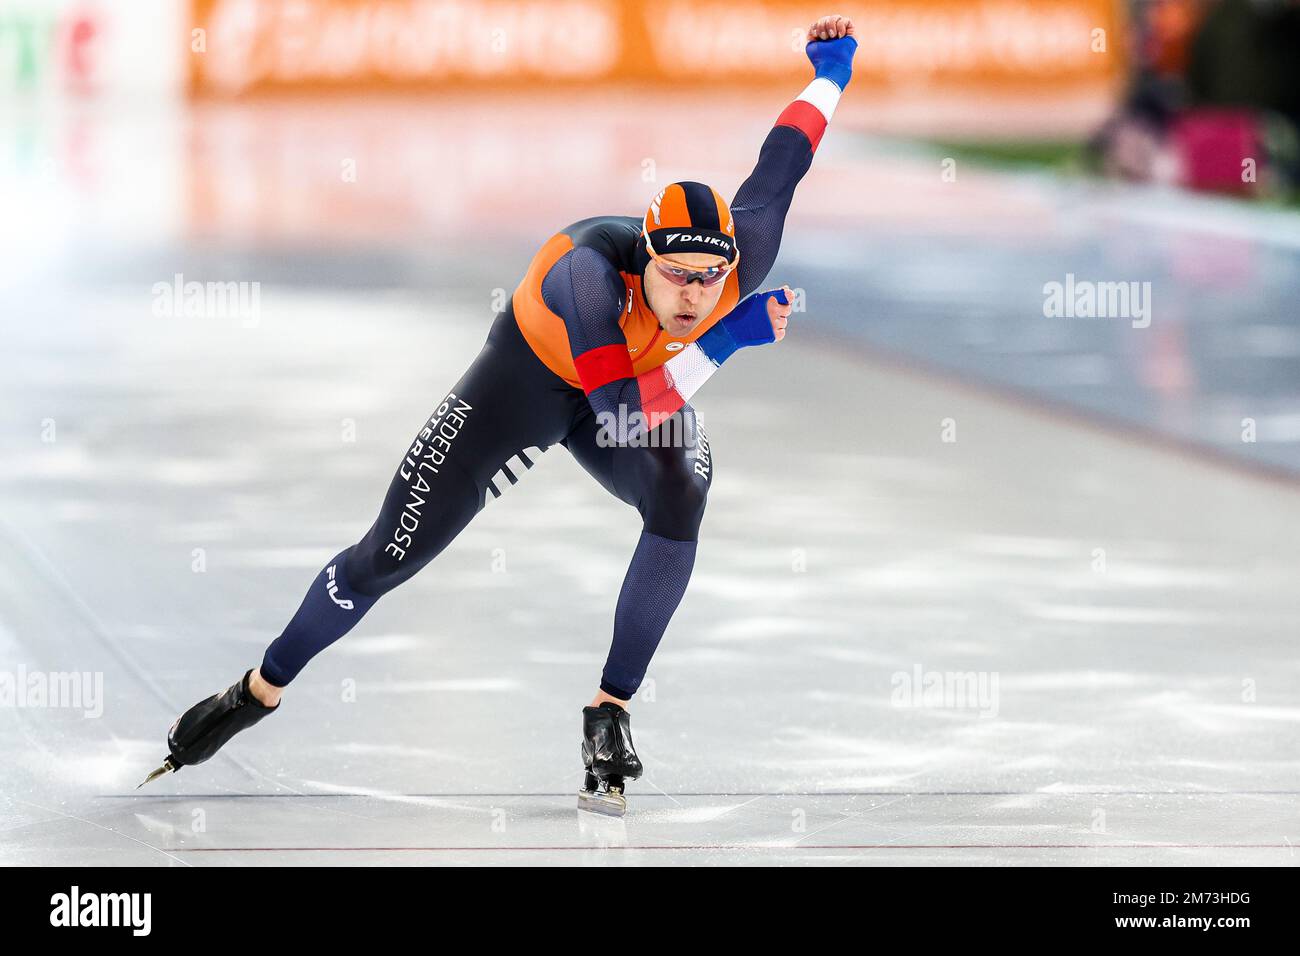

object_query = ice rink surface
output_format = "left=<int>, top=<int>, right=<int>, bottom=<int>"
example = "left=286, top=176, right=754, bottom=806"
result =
left=1, top=99, right=1298, bottom=866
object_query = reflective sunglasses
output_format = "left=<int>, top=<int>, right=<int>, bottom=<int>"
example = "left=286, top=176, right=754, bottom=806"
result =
left=649, top=250, right=739, bottom=288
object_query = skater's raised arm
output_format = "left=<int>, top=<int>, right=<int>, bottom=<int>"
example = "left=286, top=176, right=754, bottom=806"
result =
left=732, top=16, right=857, bottom=298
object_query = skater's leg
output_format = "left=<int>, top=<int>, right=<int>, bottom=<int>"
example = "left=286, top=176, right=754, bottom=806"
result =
left=142, top=309, right=586, bottom=786
left=257, top=423, right=479, bottom=689
left=562, top=404, right=713, bottom=704
left=258, top=309, right=584, bottom=691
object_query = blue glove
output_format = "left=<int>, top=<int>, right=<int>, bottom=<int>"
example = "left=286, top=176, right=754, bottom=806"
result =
left=806, top=34, right=857, bottom=92
left=696, top=288, right=787, bottom=365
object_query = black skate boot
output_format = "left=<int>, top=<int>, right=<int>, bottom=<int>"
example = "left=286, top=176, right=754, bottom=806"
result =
left=137, top=669, right=279, bottom=788
left=578, top=701, right=643, bottom=817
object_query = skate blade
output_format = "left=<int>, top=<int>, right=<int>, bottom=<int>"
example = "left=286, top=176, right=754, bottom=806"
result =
left=136, top=757, right=177, bottom=789
left=578, top=789, right=627, bottom=817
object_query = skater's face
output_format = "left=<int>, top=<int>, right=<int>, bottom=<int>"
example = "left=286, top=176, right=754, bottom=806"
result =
left=643, top=252, right=731, bottom=338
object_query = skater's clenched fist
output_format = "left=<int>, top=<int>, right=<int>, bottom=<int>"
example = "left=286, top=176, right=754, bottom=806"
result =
left=808, top=14, right=854, bottom=41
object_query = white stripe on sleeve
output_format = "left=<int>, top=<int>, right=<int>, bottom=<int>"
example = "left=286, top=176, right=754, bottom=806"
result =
left=798, top=76, right=842, bottom=122
left=661, top=342, right=722, bottom=403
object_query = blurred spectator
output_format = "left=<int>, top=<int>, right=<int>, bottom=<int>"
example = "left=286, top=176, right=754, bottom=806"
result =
left=1090, top=0, right=1300, bottom=197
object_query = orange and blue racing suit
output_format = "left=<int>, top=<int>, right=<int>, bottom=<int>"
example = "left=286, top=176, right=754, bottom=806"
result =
left=260, top=37, right=857, bottom=700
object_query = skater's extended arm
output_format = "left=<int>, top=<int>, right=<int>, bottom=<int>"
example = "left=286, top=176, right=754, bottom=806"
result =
left=731, top=23, right=857, bottom=298
left=542, top=246, right=787, bottom=442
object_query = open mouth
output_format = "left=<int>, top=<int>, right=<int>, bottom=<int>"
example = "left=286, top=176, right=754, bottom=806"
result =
left=674, top=312, right=696, bottom=323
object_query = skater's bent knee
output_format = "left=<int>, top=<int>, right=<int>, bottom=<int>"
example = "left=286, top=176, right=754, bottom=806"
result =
left=343, top=540, right=413, bottom=597
left=639, top=464, right=708, bottom=540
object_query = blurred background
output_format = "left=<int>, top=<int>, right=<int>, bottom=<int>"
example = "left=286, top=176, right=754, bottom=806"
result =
left=2, top=1, right=1299, bottom=864
left=4, top=0, right=1299, bottom=471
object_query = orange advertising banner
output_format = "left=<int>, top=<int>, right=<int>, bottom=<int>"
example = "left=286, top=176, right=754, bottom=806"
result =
left=186, top=0, right=1127, bottom=96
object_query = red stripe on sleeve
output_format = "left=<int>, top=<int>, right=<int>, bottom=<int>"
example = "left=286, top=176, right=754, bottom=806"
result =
left=638, top=367, right=685, bottom=427
left=574, top=344, right=635, bottom=394
left=775, top=100, right=827, bottom=152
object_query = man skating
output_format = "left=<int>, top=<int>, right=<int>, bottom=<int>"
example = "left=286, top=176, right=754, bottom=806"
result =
left=144, top=15, right=858, bottom=816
